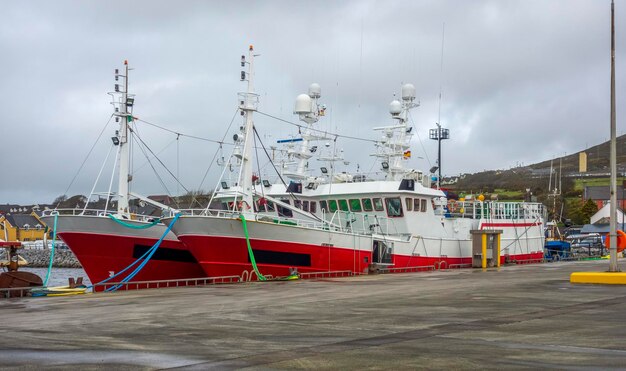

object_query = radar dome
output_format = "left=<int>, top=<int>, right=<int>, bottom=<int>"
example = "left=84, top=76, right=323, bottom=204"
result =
left=389, top=100, right=402, bottom=115
left=308, top=83, right=321, bottom=98
left=294, top=94, right=312, bottom=114
left=401, top=83, right=416, bottom=101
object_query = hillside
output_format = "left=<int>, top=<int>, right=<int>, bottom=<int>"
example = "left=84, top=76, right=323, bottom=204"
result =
left=454, top=134, right=626, bottom=197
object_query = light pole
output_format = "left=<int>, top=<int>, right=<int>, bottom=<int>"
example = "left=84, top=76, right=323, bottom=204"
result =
left=429, top=123, right=450, bottom=189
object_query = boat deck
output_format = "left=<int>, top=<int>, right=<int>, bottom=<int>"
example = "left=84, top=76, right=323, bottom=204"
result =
left=2, top=260, right=626, bottom=369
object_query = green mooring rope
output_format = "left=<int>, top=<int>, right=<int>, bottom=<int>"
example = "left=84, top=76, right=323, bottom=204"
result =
left=108, top=214, right=160, bottom=229
left=239, top=214, right=267, bottom=281
left=239, top=214, right=299, bottom=282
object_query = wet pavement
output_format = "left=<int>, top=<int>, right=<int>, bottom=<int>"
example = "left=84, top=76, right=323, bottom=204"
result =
left=2, top=260, right=626, bottom=370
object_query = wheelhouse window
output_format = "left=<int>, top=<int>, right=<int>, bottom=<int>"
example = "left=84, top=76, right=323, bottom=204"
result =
left=338, top=199, right=349, bottom=212
left=413, top=198, right=420, bottom=211
left=256, top=198, right=275, bottom=213
left=362, top=198, right=373, bottom=212
left=373, top=198, right=384, bottom=211
left=277, top=199, right=293, bottom=217
left=294, top=200, right=302, bottom=209
left=385, top=197, right=403, bottom=217
left=405, top=198, right=412, bottom=211
left=328, top=200, right=338, bottom=212
left=310, top=201, right=317, bottom=213
left=319, top=200, right=328, bottom=212
left=349, top=199, right=362, bottom=212
left=302, top=200, right=309, bottom=212
left=420, top=199, right=427, bottom=212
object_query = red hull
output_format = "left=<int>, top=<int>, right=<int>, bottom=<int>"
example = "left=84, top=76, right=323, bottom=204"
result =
left=179, top=235, right=545, bottom=280
left=59, top=232, right=206, bottom=290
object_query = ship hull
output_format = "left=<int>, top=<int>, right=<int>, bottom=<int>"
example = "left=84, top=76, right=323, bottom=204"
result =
left=41, top=215, right=205, bottom=290
left=167, top=215, right=544, bottom=280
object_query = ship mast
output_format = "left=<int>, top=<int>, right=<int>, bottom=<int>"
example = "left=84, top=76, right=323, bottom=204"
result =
left=285, top=83, right=326, bottom=180
left=235, top=45, right=259, bottom=211
left=373, top=84, right=419, bottom=181
left=111, top=60, right=134, bottom=215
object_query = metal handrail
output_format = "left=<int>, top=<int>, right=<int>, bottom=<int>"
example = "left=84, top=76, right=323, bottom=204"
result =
left=40, top=209, right=160, bottom=223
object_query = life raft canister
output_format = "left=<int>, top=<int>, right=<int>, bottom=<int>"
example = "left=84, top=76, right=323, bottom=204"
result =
left=605, top=230, right=626, bottom=253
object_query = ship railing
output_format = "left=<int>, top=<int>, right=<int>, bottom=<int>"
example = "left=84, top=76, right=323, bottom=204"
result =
left=91, top=275, right=242, bottom=292
left=40, top=208, right=160, bottom=223
left=445, top=201, right=544, bottom=220
left=299, top=270, right=358, bottom=279
left=177, top=208, right=337, bottom=232
left=327, top=210, right=400, bottom=235
left=177, top=208, right=402, bottom=237
left=375, top=265, right=435, bottom=274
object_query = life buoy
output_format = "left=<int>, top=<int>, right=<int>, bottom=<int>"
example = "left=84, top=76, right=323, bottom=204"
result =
left=605, top=230, right=626, bottom=253
left=237, top=201, right=250, bottom=210
left=449, top=201, right=457, bottom=213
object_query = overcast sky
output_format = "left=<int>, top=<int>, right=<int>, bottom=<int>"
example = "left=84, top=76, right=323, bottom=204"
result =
left=1, top=0, right=624, bottom=205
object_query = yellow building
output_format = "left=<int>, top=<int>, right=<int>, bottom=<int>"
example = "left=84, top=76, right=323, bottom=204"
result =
left=0, top=212, right=49, bottom=242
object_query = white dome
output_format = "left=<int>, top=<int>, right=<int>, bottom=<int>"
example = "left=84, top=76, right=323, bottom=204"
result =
left=308, top=83, right=321, bottom=98
left=294, top=94, right=312, bottom=114
left=401, top=83, right=416, bottom=101
left=389, top=100, right=402, bottom=115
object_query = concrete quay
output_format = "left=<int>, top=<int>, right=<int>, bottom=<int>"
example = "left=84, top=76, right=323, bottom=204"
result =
left=2, top=260, right=626, bottom=370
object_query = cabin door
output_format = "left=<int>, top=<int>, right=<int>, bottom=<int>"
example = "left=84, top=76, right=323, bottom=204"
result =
left=372, top=240, right=393, bottom=265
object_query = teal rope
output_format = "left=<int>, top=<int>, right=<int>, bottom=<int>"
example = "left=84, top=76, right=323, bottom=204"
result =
left=108, top=214, right=160, bottom=229
left=43, top=213, right=58, bottom=287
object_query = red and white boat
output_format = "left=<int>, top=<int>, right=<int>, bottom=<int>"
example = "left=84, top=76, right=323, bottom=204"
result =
left=41, top=62, right=204, bottom=288
left=164, top=46, right=545, bottom=280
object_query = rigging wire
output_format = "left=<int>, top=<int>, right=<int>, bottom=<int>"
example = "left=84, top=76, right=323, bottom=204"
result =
left=256, top=111, right=378, bottom=144
left=253, top=125, right=265, bottom=201
left=103, top=143, right=121, bottom=213
left=408, top=111, right=432, bottom=167
left=81, top=143, right=115, bottom=215
left=135, top=117, right=228, bottom=145
left=131, top=133, right=178, bottom=207
left=191, top=108, right=240, bottom=206
left=437, top=22, right=446, bottom=126
left=132, top=137, right=178, bottom=173
left=131, top=128, right=190, bottom=195
left=56, top=114, right=114, bottom=208
left=252, top=126, right=325, bottom=223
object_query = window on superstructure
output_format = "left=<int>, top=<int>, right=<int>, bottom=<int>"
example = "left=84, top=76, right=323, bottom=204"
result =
left=349, top=199, right=362, bottom=212
left=277, top=199, right=293, bottom=217
left=414, top=199, right=420, bottom=211
left=294, top=200, right=302, bottom=209
left=420, top=199, right=427, bottom=212
left=319, top=200, right=328, bottom=212
left=362, top=198, right=373, bottom=211
left=338, top=199, right=349, bottom=212
left=302, top=200, right=309, bottom=212
left=385, top=198, right=403, bottom=217
left=310, top=201, right=317, bottom=213
left=328, top=200, right=338, bottom=212
left=405, top=198, right=413, bottom=211
left=373, top=198, right=384, bottom=211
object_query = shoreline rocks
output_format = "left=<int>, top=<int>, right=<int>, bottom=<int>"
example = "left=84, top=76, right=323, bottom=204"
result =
left=19, top=249, right=81, bottom=268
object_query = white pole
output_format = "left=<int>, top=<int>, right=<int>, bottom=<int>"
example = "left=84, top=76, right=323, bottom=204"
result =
left=609, top=0, right=619, bottom=272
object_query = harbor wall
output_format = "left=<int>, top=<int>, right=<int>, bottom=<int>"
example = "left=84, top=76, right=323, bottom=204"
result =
left=19, top=249, right=81, bottom=268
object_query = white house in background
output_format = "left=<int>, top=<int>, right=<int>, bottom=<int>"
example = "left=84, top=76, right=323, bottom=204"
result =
left=590, top=202, right=626, bottom=225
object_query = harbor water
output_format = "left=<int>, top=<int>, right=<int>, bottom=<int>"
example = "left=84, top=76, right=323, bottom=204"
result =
left=19, top=267, right=91, bottom=287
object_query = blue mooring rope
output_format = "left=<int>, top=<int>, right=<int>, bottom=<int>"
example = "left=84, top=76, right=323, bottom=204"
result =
left=97, top=213, right=181, bottom=292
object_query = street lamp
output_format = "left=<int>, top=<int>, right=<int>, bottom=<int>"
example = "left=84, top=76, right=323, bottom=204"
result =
left=429, top=123, right=450, bottom=188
